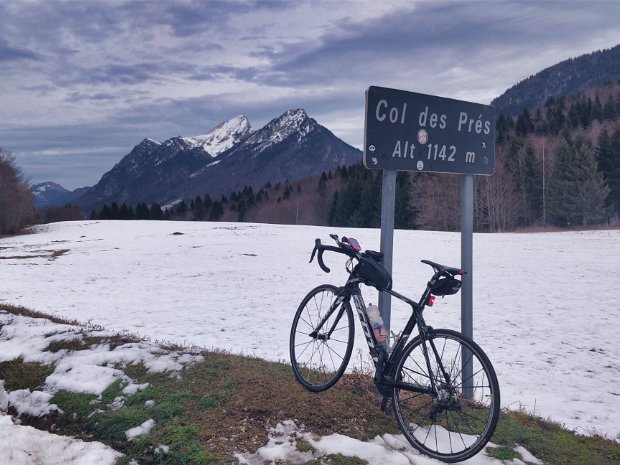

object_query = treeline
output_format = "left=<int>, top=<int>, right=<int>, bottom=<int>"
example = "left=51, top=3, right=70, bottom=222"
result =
left=0, top=149, right=36, bottom=235
left=502, top=83, right=620, bottom=140
left=91, top=202, right=167, bottom=220
left=327, top=165, right=415, bottom=228
left=90, top=180, right=302, bottom=223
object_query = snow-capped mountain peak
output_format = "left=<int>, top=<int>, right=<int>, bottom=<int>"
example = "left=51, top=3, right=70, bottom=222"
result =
left=238, top=109, right=316, bottom=154
left=31, top=181, right=69, bottom=196
left=266, top=109, right=312, bottom=138
left=183, top=115, right=252, bottom=157
left=73, top=108, right=360, bottom=210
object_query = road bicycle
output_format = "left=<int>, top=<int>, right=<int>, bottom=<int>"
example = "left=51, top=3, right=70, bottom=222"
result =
left=289, top=234, right=500, bottom=463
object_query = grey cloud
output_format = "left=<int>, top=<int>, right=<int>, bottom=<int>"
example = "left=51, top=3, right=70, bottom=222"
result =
left=160, top=1, right=232, bottom=37
left=84, top=64, right=160, bottom=85
left=261, top=1, right=620, bottom=88
left=125, top=0, right=285, bottom=38
left=66, top=92, right=119, bottom=103
left=0, top=39, right=41, bottom=62
left=56, top=61, right=198, bottom=88
left=187, top=64, right=261, bottom=82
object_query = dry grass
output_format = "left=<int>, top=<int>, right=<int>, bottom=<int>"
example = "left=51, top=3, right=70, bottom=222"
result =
left=168, top=351, right=399, bottom=460
left=0, top=303, right=81, bottom=326
left=0, top=248, right=70, bottom=260
left=513, top=224, right=620, bottom=233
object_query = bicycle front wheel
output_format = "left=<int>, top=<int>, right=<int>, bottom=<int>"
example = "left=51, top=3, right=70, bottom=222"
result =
left=392, top=329, right=500, bottom=463
left=290, top=284, right=354, bottom=392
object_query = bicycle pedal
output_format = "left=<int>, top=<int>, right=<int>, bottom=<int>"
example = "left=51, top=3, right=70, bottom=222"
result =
left=380, top=397, right=393, bottom=415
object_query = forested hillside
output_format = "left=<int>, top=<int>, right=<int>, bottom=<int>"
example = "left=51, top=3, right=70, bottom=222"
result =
left=492, top=44, right=620, bottom=115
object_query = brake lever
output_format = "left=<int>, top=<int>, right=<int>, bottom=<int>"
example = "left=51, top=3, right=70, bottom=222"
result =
left=309, top=238, right=321, bottom=263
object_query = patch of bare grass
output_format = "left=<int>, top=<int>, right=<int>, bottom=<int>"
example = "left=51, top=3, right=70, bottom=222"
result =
left=0, top=248, right=70, bottom=261
left=0, top=303, right=80, bottom=326
left=0, top=358, right=54, bottom=391
left=50, top=248, right=70, bottom=259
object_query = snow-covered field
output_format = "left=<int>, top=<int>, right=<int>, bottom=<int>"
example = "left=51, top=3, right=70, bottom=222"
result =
left=0, top=220, right=619, bottom=462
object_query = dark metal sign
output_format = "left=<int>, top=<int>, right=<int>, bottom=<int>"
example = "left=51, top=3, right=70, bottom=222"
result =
left=364, top=86, right=495, bottom=175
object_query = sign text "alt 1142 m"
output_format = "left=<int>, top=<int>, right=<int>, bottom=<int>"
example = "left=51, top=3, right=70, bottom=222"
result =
left=363, top=86, right=496, bottom=175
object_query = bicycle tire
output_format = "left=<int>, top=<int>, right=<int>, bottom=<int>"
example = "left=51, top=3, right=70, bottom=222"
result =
left=290, top=284, right=354, bottom=392
left=392, top=328, right=500, bottom=463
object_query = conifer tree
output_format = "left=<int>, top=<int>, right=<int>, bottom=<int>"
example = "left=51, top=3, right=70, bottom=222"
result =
left=237, top=197, right=247, bottom=221
left=192, top=195, right=204, bottom=220
left=135, top=202, right=150, bottom=219
left=603, top=96, right=617, bottom=120
left=596, top=127, right=620, bottom=216
left=99, top=204, right=111, bottom=220
left=547, top=136, right=610, bottom=226
left=209, top=201, right=224, bottom=221
left=395, top=172, right=415, bottom=229
left=317, top=172, right=328, bottom=197
left=109, top=202, right=120, bottom=219
left=176, top=200, right=188, bottom=216
left=515, top=108, right=534, bottom=135
left=119, top=203, right=133, bottom=220
left=149, top=203, right=164, bottom=220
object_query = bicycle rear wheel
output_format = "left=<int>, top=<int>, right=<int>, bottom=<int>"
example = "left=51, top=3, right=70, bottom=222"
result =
left=290, top=284, right=354, bottom=392
left=392, top=329, right=500, bottom=463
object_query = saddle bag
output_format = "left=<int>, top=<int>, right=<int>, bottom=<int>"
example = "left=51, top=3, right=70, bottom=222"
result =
left=430, top=277, right=462, bottom=296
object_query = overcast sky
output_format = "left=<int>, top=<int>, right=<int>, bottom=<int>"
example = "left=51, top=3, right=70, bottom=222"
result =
left=1, top=0, right=620, bottom=190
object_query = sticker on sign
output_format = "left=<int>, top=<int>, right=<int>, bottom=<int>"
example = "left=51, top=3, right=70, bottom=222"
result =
left=363, top=86, right=495, bottom=175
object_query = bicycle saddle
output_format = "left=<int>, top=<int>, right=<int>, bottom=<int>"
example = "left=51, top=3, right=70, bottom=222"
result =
left=421, top=259, right=464, bottom=275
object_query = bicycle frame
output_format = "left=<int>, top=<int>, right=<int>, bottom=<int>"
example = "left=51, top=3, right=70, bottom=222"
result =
left=313, top=272, right=452, bottom=397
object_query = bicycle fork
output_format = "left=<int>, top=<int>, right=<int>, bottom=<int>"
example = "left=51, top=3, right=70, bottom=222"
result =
left=309, top=291, right=347, bottom=341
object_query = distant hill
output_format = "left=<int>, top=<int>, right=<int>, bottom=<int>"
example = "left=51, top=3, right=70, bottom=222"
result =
left=31, top=182, right=89, bottom=209
left=492, top=44, right=620, bottom=115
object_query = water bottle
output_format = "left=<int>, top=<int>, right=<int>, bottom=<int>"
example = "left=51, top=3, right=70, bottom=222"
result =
left=367, top=304, right=388, bottom=347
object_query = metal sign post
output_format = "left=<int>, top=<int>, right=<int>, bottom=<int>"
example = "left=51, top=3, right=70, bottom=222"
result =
left=461, top=174, right=474, bottom=397
left=364, top=86, right=495, bottom=374
left=379, top=170, right=396, bottom=333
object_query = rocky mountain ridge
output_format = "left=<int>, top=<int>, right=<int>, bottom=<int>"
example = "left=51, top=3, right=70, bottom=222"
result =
left=66, top=109, right=360, bottom=211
